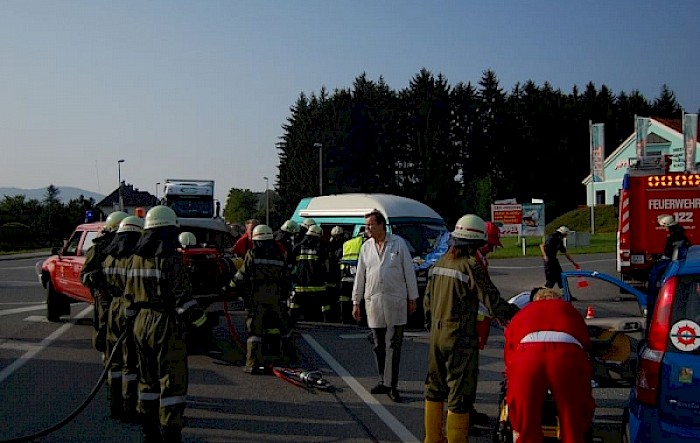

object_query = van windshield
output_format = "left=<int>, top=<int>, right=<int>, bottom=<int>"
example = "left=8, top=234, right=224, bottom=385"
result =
left=391, top=222, right=448, bottom=258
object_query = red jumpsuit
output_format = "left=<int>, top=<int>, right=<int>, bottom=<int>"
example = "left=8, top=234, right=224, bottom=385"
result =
left=504, top=299, right=595, bottom=443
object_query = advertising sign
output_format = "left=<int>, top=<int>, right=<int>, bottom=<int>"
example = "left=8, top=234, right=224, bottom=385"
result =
left=521, top=203, right=545, bottom=237
left=685, top=113, right=698, bottom=173
left=491, top=204, right=521, bottom=237
left=590, top=123, right=605, bottom=182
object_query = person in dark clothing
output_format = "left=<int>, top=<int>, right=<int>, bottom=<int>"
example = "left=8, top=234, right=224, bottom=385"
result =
left=540, top=225, right=579, bottom=289
left=102, top=215, right=144, bottom=423
left=274, top=219, right=299, bottom=259
left=231, top=224, right=291, bottom=373
left=326, top=226, right=347, bottom=322
left=81, top=210, right=128, bottom=354
left=125, top=206, right=207, bottom=443
left=290, top=224, right=330, bottom=324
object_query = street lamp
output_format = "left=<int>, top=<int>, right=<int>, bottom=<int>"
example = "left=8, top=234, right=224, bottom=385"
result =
left=117, top=159, right=125, bottom=211
left=263, top=176, right=270, bottom=225
left=155, top=182, right=161, bottom=202
left=314, top=142, right=323, bottom=196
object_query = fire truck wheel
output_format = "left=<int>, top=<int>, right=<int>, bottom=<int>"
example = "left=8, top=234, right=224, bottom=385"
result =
left=46, top=282, right=70, bottom=322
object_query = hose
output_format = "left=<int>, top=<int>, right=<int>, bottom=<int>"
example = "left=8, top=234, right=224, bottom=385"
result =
left=0, top=329, right=129, bottom=443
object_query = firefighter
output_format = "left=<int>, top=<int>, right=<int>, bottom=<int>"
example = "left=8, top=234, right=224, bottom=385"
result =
left=338, top=231, right=367, bottom=324
left=81, top=210, right=128, bottom=355
left=178, top=231, right=197, bottom=248
left=290, top=224, right=330, bottom=324
left=423, top=214, right=519, bottom=443
left=298, top=217, right=317, bottom=240
left=125, top=205, right=207, bottom=443
left=326, top=226, right=346, bottom=322
left=540, top=225, right=579, bottom=289
left=102, top=215, right=144, bottom=423
left=475, top=221, right=503, bottom=349
left=274, top=219, right=299, bottom=259
left=230, top=224, right=290, bottom=373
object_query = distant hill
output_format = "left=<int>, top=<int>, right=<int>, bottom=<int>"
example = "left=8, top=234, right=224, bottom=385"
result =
left=0, top=187, right=105, bottom=203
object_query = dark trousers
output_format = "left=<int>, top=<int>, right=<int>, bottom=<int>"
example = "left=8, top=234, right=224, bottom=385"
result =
left=371, top=325, right=404, bottom=389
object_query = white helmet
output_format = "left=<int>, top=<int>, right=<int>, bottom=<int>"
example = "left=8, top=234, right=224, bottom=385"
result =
left=178, top=232, right=197, bottom=247
left=252, top=224, right=274, bottom=241
left=104, top=211, right=128, bottom=232
left=144, top=205, right=179, bottom=230
left=306, top=224, right=323, bottom=237
left=117, top=215, right=144, bottom=234
left=657, top=214, right=677, bottom=227
left=331, top=226, right=344, bottom=236
left=301, top=218, right=317, bottom=229
left=281, top=219, right=300, bottom=234
left=452, top=214, right=487, bottom=241
left=556, top=225, right=571, bottom=235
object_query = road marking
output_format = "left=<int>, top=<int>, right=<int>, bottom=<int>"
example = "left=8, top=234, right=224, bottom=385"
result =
left=0, top=305, right=93, bottom=383
left=303, top=333, right=420, bottom=443
left=0, top=304, right=47, bottom=316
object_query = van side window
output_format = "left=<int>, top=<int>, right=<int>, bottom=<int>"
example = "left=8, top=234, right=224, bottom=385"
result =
left=63, top=231, right=84, bottom=256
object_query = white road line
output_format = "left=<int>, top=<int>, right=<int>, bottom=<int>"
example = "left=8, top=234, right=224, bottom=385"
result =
left=0, top=305, right=93, bottom=383
left=0, top=304, right=47, bottom=316
left=302, top=333, right=420, bottom=443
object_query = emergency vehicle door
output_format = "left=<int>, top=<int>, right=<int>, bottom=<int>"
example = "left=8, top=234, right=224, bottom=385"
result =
left=561, top=270, right=647, bottom=387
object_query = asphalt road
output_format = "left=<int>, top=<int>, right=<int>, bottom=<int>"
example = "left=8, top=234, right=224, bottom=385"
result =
left=0, top=252, right=625, bottom=443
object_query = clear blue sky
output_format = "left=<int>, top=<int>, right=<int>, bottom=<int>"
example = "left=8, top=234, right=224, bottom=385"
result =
left=2, top=1, right=699, bottom=205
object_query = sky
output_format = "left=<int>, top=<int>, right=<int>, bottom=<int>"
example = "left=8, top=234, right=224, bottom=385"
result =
left=1, top=1, right=699, bottom=205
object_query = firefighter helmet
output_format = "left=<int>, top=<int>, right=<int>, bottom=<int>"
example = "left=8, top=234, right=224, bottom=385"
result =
left=178, top=232, right=197, bottom=247
left=104, top=211, right=128, bottom=232
left=117, top=215, right=144, bottom=234
left=452, top=214, right=487, bottom=242
left=301, top=218, right=317, bottom=229
left=657, top=214, right=677, bottom=227
left=144, top=205, right=179, bottom=230
left=281, top=219, right=300, bottom=234
left=485, top=222, right=502, bottom=248
left=306, top=224, right=323, bottom=237
left=331, top=226, right=344, bottom=236
left=252, top=224, right=274, bottom=241
left=556, top=225, right=571, bottom=235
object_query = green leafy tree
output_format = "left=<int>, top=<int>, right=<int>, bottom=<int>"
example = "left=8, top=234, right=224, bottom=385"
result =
left=223, top=188, right=261, bottom=225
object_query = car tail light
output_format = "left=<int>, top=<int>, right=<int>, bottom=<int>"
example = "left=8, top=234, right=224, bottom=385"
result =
left=635, top=276, right=676, bottom=406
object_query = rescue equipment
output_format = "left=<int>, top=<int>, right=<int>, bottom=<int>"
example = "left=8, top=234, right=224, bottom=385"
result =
left=272, top=367, right=334, bottom=392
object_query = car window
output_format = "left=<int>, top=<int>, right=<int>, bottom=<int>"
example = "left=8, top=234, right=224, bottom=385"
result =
left=668, top=275, right=700, bottom=355
left=80, top=231, right=101, bottom=255
left=391, top=223, right=448, bottom=258
left=567, top=275, right=643, bottom=319
left=63, top=230, right=84, bottom=256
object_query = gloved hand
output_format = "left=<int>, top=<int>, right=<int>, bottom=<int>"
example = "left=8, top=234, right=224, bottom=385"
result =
left=189, top=307, right=208, bottom=328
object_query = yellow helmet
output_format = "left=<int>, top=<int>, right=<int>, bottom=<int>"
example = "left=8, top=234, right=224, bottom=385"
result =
left=144, top=205, right=179, bottom=230
left=104, top=211, right=128, bottom=232
left=178, top=232, right=197, bottom=247
left=117, top=216, right=144, bottom=234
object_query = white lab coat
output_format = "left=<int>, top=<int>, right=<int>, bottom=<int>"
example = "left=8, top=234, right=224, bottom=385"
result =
left=351, top=233, right=420, bottom=328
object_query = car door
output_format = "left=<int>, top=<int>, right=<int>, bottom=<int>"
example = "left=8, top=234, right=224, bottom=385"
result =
left=54, top=228, right=86, bottom=298
left=561, top=270, right=648, bottom=387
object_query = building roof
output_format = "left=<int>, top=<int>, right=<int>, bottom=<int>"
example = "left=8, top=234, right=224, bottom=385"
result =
left=96, top=182, right=158, bottom=208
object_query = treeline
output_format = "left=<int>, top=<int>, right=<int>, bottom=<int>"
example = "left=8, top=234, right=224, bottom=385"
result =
left=0, top=185, right=96, bottom=251
left=274, top=68, right=686, bottom=226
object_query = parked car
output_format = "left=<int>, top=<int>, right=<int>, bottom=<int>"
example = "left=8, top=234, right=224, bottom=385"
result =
left=622, top=246, right=700, bottom=443
left=36, top=221, right=105, bottom=321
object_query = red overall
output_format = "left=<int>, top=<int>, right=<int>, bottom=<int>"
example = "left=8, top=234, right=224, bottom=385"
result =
left=504, top=299, right=595, bottom=443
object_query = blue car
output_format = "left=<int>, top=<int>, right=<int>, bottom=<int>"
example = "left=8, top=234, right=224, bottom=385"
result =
left=622, top=245, right=700, bottom=442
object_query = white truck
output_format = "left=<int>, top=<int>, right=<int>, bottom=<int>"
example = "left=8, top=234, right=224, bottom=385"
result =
left=162, top=179, right=217, bottom=219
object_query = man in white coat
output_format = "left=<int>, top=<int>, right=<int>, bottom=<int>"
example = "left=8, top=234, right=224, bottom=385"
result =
left=352, top=209, right=419, bottom=403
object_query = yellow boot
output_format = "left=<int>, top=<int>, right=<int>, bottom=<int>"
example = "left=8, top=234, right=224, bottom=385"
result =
left=446, top=411, right=469, bottom=443
left=424, top=400, right=445, bottom=443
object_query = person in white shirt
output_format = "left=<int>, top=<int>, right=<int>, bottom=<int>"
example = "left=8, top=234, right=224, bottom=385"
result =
left=352, top=209, right=419, bottom=403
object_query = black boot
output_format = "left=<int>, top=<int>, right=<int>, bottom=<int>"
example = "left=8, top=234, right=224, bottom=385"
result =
left=109, top=381, right=124, bottom=420
left=142, top=416, right=162, bottom=443
left=161, top=427, right=182, bottom=443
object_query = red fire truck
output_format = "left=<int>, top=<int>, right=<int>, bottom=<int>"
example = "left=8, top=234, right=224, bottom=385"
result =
left=616, top=160, right=700, bottom=286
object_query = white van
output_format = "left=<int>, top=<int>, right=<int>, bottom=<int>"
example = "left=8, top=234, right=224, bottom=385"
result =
left=290, top=193, right=449, bottom=326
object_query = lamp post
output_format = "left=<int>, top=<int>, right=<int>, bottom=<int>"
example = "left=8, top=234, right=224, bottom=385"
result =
left=314, top=142, right=323, bottom=196
left=263, top=176, right=270, bottom=226
left=155, top=182, right=161, bottom=202
left=117, top=159, right=125, bottom=211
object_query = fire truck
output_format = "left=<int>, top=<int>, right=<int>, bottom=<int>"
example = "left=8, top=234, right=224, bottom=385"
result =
left=616, top=158, right=700, bottom=286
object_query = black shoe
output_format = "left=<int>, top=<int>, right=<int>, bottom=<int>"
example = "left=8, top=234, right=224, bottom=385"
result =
left=470, top=409, right=490, bottom=427
left=370, top=383, right=390, bottom=394
left=388, top=388, right=402, bottom=403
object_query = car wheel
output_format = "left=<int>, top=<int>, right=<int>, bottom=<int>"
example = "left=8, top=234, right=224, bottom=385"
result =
left=46, top=281, right=69, bottom=322
left=621, top=407, right=631, bottom=443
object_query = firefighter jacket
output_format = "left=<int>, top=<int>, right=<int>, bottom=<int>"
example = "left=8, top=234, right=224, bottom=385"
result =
left=233, top=240, right=288, bottom=305
left=81, top=231, right=116, bottom=293
left=423, top=253, right=518, bottom=339
left=291, top=236, right=328, bottom=293
left=341, top=236, right=364, bottom=263
left=102, top=231, right=142, bottom=301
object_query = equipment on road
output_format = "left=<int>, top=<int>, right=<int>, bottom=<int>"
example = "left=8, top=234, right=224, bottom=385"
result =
left=272, top=367, right=334, bottom=392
